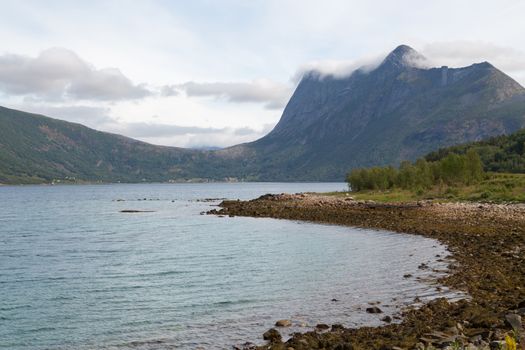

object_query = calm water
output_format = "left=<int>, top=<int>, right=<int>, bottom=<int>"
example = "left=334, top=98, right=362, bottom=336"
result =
left=0, top=183, right=458, bottom=349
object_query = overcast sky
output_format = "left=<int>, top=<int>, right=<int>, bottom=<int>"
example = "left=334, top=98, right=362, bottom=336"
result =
left=1, top=0, right=525, bottom=148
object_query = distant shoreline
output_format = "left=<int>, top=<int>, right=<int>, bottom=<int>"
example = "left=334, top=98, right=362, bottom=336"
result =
left=209, top=193, right=525, bottom=349
left=0, top=180, right=345, bottom=187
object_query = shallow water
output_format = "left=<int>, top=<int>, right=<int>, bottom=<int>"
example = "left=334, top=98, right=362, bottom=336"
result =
left=0, top=183, right=458, bottom=349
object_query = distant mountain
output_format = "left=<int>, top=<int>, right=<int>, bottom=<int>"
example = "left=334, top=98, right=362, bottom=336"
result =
left=0, top=106, right=196, bottom=184
left=1, top=45, right=525, bottom=184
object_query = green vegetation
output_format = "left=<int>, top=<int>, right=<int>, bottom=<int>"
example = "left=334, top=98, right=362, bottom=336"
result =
left=347, top=149, right=484, bottom=192
left=345, top=130, right=525, bottom=203
left=0, top=106, right=248, bottom=184
left=341, top=173, right=525, bottom=203
left=426, top=128, right=525, bottom=173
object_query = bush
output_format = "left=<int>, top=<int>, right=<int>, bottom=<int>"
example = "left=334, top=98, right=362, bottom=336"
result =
left=346, top=150, right=485, bottom=192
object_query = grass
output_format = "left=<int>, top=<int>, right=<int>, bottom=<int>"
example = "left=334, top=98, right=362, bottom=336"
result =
left=327, top=173, right=525, bottom=203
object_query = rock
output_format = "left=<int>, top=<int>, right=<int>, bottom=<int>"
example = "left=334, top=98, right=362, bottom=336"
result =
left=366, top=306, right=383, bottom=314
left=332, top=324, right=345, bottom=331
left=465, top=344, right=478, bottom=350
left=331, top=298, right=339, bottom=302
left=518, top=300, right=525, bottom=309
left=233, top=342, right=256, bottom=350
left=263, top=328, right=282, bottom=342
left=505, top=313, right=522, bottom=330
left=381, top=315, right=392, bottom=323
left=516, top=307, right=525, bottom=316
left=120, top=209, right=155, bottom=213
left=470, top=312, right=500, bottom=328
left=403, top=274, right=413, bottom=278
left=275, top=319, right=292, bottom=327
left=334, top=343, right=353, bottom=350
left=316, top=323, right=330, bottom=330
left=489, top=341, right=503, bottom=350
left=469, top=335, right=482, bottom=345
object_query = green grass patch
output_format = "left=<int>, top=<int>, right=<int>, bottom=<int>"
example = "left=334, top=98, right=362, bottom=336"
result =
left=328, top=173, right=525, bottom=203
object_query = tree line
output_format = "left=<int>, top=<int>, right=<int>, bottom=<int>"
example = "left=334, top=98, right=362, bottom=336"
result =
left=426, top=128, right=525, bottom=173
left=347, top=149, right=484, bottom=192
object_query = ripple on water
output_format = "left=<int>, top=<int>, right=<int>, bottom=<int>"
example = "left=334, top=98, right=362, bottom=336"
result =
left=0, top=183, right=466, bottom=350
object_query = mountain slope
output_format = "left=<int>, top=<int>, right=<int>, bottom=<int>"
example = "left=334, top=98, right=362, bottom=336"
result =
left=1, top=45, right=525, bottom=184
left=0, top=107, right=203, bottom=183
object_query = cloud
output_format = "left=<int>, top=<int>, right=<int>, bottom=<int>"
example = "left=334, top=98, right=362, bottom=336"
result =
left=293, top=42, right=525, bottom=85
left=0, top=48, right=152, bottom=101
left=160, top=85, right=179, bottom=97
left=117, top=121, right=273, bottom=139
left=119, top=122, right=226, bottom=138
left=105, top=121, right=276, bottom=148
left=293, top=54, right=385, bottom=81
left=109, top=121, right=275, bottom=148
left=421, top=41, right=525, bottom=73
left=178, top=79, right=292, bottom=110
left=7, top=103, right=116, bottom=129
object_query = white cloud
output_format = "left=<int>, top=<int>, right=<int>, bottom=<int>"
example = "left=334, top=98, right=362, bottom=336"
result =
left=160, top=85, right=179, bottom=97
left=108, top=122, right=274, bottom=148
left=178, top=79, right=293, bottom=110
left=292, top=55, right=384, bottom=81
left=421, top=41, right=525, bottom=73
left=0, top=48, right=152, bottom=101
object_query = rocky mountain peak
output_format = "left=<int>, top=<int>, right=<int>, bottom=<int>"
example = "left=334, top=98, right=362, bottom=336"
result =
left=380, top=44, right=427, bottom=70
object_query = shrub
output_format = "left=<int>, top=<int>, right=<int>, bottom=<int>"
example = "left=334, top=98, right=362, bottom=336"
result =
left=347, top=150, right=485, bottom=192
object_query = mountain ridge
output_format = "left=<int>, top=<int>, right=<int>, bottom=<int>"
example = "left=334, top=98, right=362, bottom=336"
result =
left=2, top=45, right=525, bottom=184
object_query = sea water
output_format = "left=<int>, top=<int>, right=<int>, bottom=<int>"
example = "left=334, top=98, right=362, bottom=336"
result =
left=0, top=183, right=458, bottom=349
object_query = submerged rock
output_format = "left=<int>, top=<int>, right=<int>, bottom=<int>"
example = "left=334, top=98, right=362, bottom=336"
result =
left=381, top=315, right=392, bottom=323
left=275, top=319, right=292, bottom=327
left=119, top=209, right=155, bottom=213
left=366, top=306, right=383, bottom=314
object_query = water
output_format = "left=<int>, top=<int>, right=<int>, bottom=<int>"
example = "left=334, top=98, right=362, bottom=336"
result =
left=0, top=183, right=458, bottom=349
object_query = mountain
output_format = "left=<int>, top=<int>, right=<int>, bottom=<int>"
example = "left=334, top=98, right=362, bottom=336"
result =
left=1, top=45, right=525, bottom=184
left=0, top=106, right=194, bottom=183
left=230, top=45, right=525, bottom=180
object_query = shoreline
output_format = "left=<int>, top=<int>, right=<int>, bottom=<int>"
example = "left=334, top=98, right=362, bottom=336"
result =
left=209, top=193, right=525, bottom=349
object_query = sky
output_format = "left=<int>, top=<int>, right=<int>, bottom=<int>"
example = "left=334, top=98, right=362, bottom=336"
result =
left=1, top=0, right=525, bottom=148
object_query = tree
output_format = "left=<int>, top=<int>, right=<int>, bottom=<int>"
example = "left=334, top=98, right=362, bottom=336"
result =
left=465, top=149, right=483, bottom=184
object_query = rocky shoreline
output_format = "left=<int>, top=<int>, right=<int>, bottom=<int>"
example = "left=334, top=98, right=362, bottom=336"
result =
left=208, top=193, right=525, bottom=350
